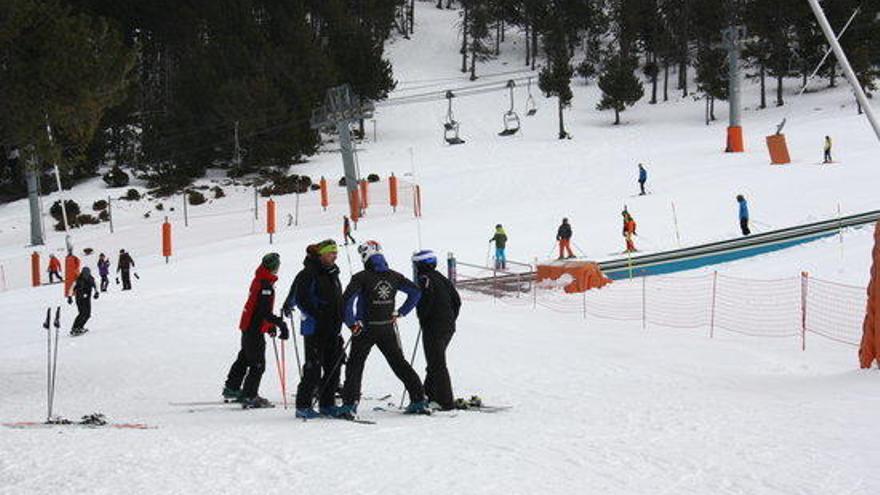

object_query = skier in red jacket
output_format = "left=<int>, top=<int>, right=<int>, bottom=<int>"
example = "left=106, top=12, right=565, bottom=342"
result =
left=223, top=253, right=289, bottom=408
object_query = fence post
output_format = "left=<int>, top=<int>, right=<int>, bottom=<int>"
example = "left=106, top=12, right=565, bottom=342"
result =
left=266, top=199, right=276, bottom=245
left=709, top=271, right=718, bottom=339
left=641, top=276, right=647, bottom=330
left=162, top=217, right=172, bottom=264
left=801, top=271, right=809, bottom=351
left=31, top=252, right=41, bottom=287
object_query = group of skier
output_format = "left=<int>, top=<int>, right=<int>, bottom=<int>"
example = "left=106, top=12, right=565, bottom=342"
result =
left=223, top=237, right=462, bottom=420
left=52, top=249, right=137, bottom=336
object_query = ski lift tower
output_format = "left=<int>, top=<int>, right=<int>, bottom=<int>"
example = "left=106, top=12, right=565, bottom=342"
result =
left=311, top=85, right=375, bottom=219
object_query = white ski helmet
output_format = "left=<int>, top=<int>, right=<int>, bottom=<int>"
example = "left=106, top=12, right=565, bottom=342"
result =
left=357, top=240, right=382, bottom=264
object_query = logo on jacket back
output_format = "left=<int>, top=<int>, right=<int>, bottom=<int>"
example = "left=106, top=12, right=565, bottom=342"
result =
left=374, top=280, right=393, bottom=304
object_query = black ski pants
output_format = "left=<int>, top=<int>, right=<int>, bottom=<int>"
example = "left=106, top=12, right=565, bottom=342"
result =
left=422, top=325, right=455, bottom=409
left=72, top=297, right=91, bottom=330
left=100, top=275, right=109, bottom=292
left=639, top=180, right=646, bottom=195
left=740, top=218, right=751, bottom=236
left=295, top=330, right=343, bottom=409
left=225, top=329, right=266, bottom=399
left=48, top=271, right=62, bottom=283
left=120, top=269, right=132, bottom=290
left=824, top=149, right=832, bottom=163
left=341, top=324, right=425, bottom=406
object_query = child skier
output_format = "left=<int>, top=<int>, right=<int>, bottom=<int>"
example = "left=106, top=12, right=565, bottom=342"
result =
left=823, top=136, right=833, bottom=163
left=117, top=249, right=135, bottom=290
left=622, top=209, right=637, bottom=253
left=47, top=254, right=62, bottom=283
left=489, top=224, right=507, bottom=270
left=223, top=253, right=289, bottom=408
left=97, top=253, right=110, bottom=292
left=556, top=218, right=574, bottom=259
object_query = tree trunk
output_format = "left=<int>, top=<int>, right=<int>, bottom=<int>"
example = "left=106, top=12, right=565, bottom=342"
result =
left=710, top=96, right=716, bottom=121
left=776, top=74, right=783, bottom=106
left=681, top=61, right=688, bottom=97
left=614, top=108, right=620, bottom=125
left=461, top=7, right=468, bottom=73
left=436, top=0, right=442, bottom=9
left=470, top=42, right=477, bottom=80
left=558, top=97, right=567, bottom=138
left=829, top=64, right=837, bottom=88
left=531, top=28, right=538, bottom=71
left=495, top=22, right=501, bottom=56
left=525, top=24, right=531, bottom=66
left=663, top=61, right=669, bottom=101
left=650, top=53, right=658, bottom=104
left=759, top=63, right=766, bottom=109
left=501, top=20, right=505, bottom=42
left=409, top=0, right=415, bottom=35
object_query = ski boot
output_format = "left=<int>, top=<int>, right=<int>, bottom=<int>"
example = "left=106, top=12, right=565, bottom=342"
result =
left=69, top=327, right=87, bottom=337
left=468, top=395, right=483, bottom=408
left=453, top=398, right=470, bottom=409
left=404, top=400, right=432, bottom=415
left=241, top=396, right=274, bottom=409
left=332, top=403, right=357, bottom=420
left=295, top=408, right=320, bottom=419
left=222, top=387, right=242, bottom=403
left=319, top=405, right=340, bottom=417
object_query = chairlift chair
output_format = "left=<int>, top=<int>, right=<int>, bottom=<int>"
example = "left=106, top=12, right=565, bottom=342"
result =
left=525, top=77, right=538, bottom=116
left=498, top=80, right=521, bottom=137
left=443, top=90, right=465, bottom=145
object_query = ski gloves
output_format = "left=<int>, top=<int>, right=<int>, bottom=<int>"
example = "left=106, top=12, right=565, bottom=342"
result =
left=269, top=321, right=289, bottom=340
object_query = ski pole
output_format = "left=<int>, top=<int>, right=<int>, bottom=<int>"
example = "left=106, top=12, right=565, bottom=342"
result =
left=280, top=337, right=287, bottom=404
left=343, top=243, right=354, bottom=277
left=485, top=242, right=492, bottom=268
left=270, top=336, right=287, bottom=410
left=311, top=335, right=352, bottom=409
left=289, top=315, right=303, bottom=380
left=398, top=322, right=423, bottom=409
left=50, top=306, right=60, bottom=420
left=43, top=308, right=50, bottom=422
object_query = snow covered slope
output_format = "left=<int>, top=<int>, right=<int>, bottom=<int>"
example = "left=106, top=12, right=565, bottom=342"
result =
left=1, top=3, right=879, bottom=494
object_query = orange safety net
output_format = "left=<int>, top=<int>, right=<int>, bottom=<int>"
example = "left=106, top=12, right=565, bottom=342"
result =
left=859, top=221, right=880, bottom=369
left=536, top=261, right=611, bottom=294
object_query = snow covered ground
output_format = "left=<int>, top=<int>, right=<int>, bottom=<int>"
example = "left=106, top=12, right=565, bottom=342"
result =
left=1, top=3, right=879, bottom=494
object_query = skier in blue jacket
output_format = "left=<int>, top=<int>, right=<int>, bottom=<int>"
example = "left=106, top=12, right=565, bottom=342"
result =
left=737, top=194, right=750, bottom=236
left=638, top=163, right=648, bottom=195
left=334, top=241, right=428, bottom=419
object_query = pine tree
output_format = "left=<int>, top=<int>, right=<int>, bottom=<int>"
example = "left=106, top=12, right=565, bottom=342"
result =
left=538, top=20, right=574, bottom=139
left=597, top=53, right=644, bottom=124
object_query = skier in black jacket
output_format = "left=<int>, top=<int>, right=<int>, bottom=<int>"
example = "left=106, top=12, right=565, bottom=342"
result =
left=282, top=240, right=345, bottom=419
left=117, top=249, right=135, bottom=290
left=68, top=267, right=98, bottom=336
left=412, top=250, right=461, bottom=410
left=335, top=240, right=427, bottom=419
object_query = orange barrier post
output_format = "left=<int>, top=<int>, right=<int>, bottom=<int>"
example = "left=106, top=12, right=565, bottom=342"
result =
left=267, top=199, right=276, bottom=244
left=766, top=134, right=791, bottom=165
left=726, top=126, right=744, bottom=152
left=413, top=185, right=422, bottom=218
left=349, top=189, right=361, bottom=223
left=359, top=180, right=369, bottom=210
left=64, top=254, right=80, bottom=297
left=320, top=177, right=329, bottom=211
left=860, top=222, right=880, bottom=368
left=162, top=218, right=172, bottom=263
left=389, top=174, right=398, bottom=212
left=31, top=252, right=41, bottom=287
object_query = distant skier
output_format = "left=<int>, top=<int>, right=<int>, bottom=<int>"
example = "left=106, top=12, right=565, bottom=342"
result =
left=334, top=241, right=428, bottom=419
left=622, top=209, right=637, bottom=253
left=737, top=194, right=750, bottom=236
left=343, top=216, right=356, bottom=246
left=223, top=253, right=289, bottom=408
left=638, top=163, right=648, bottom=196
left=556, top=218, right=574, bottom=259
left=489, top=224, right=508, bottom=270
left=823, top=135, right=833, bottom=163
left=97, top=253, right=110, bottom=292
left=47, top=254, right=62, bottom=283
left=413, top=250, right=461, bottom=411
left=282, top=240, right=345, bottom=419
left=117, top=249, right=135, bottom=290
left=68, top=267, right=98, bottom=336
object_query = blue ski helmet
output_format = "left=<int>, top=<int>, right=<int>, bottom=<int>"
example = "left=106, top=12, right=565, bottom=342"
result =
left=411, top=249, right=437, bottom=268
